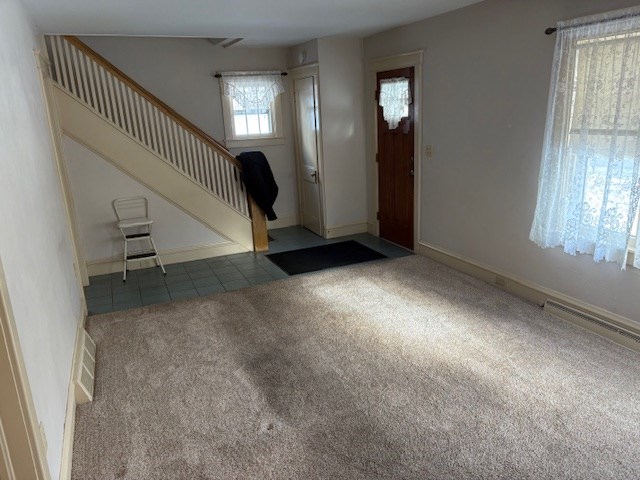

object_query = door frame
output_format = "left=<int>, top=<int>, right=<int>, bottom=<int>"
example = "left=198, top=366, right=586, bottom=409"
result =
left=289, top=63, right=327, bottom=237
left=367, top=51, right=423, bottom=251
left=0, top=256, right=50, bottom=480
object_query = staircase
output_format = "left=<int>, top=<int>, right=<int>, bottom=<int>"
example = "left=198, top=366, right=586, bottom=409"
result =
left=44, top=35, right=268, bottom=253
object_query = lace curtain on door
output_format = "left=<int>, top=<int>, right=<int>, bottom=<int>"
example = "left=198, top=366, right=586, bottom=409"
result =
left=379, top=78, right=411, bottom=129
left=530, top=7, right=640, bottom=269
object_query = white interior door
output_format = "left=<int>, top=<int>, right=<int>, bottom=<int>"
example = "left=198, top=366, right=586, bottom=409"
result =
left=293, top=75, right=323, bottom=236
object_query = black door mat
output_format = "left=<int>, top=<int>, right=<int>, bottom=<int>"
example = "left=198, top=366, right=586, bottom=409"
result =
left=266, top=240, right=387, bottom=275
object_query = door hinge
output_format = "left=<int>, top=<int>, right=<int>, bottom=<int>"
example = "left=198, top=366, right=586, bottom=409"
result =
left=375, top=153, right=379, bottom=163
left=376, top=211, right=380, bottom=220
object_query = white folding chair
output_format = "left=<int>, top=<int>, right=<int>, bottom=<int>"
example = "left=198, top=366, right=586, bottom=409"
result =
left=112, top=196, right=165, bottom=282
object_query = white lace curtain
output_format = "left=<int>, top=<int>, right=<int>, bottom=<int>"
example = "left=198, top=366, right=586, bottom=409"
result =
left=220, top=72, right=284, bottom=110
left=379, top=77, right=411, bottom=129
left=530, top=7, right=640, bottom=269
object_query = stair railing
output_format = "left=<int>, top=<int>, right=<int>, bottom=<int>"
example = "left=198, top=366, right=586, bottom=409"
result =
left=45, top=36, right=268, bottom=251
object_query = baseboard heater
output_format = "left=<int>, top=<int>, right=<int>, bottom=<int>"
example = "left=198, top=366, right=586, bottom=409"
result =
left=543, top=299, right=640, bottom=350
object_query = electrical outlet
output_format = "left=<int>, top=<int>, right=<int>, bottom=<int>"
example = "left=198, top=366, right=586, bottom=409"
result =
left=425, top=145, right=433, bottom=158
left=495, top=276, right=506, bottom=287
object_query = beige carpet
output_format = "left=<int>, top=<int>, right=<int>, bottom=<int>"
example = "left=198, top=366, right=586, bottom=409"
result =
left=72, top=256, right=640, bottom=479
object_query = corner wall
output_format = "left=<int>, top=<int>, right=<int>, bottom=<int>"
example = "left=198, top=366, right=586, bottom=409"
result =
left=0, top=0, right=84, bottom=477
left=317, top=37, right=368, bottom=234
left=363, top=0, right=640, bottom=322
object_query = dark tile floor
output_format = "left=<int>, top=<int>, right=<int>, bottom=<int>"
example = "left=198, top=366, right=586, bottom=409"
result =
left=85, top=226, right=412, bottom=315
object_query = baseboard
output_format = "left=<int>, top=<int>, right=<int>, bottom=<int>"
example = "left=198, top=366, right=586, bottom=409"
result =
left=58, top=320, right=84, bottom=480
left=267, top=216, right=298, bottom=230
left=417, top=241, right=640, bottom=351
left=325, top=222, right=369, bottom=239
left=86, top=242, right=247, bottom=277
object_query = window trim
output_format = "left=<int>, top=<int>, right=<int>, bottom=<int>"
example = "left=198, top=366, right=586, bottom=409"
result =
left=220, top=87, right=285, bottom=148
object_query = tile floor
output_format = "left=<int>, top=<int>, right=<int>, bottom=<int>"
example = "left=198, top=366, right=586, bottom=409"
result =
left=85, top=226, right=412, bottom=315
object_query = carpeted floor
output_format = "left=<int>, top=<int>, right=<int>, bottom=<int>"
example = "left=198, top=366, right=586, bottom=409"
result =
left=72, top=256, right=640, bottom=479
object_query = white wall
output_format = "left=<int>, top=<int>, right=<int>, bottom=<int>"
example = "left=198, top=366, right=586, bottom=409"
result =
left=63, top=136, right=227, bottom=263
left=317, top=37, right=368, bottom=231
left=78, top=36, right=299, bottom=227
left=364, top=0, right=640, bottom=322
left=0, top=0, right=83, bottom=477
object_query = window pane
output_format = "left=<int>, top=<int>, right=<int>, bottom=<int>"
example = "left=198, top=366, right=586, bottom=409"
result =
left=232, top=104, right=274, bottom=137
left=379, top=78, right=410, bottom=129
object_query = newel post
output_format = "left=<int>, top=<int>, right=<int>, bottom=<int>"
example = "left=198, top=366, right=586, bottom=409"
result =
left=248, top=195, right=269, bottom=252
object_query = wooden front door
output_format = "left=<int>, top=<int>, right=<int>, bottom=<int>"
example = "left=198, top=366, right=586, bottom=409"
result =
left=377, top=67, right=415, bottom=250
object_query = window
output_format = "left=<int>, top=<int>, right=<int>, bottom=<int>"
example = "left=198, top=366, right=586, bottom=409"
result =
left=530, top=8, right=640, bottom=269
left=378, top=77, right=411, bottom=129
left=219, top=72, right=285, bottom=148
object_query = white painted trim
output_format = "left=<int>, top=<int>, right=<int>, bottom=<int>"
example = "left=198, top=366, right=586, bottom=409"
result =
left=219, top=79, right=285, bottom=146
left=86, top=241, right=247, bottom=277
left=367, top=51, right=423, bottom=252
left=58, top=324, right=83, bottom=480
left=225, top=137, right=285, bottom=148
left=0, top=418, right=16, bottom=480
left=324, top=222, right=369, bottom=239
left=417, top=241, right=640, bottom=349
left=0, top=259, right=50, bottom=480
left=267, top=215, right=299, bottom=230
left=289, top=62, right=319, bottom=72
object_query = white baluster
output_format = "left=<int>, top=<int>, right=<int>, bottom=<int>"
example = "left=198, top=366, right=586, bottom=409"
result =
left=49, top=37, right=63, bottom=85
left=113, top=79, right=127, bottom=130
left=98, top=66, right=114, bottom=122
left=84, top=56, right=99, bottom=112
left=75, top=48, right=91, bottom=105
left=126, top=89, right=140, bottom=141
left=147, top=104, right=160, bottom=155
left=138, top=95, right=152, bottom=147
left=158, top=112, right=174, bottom=164
left=90, top=60, right=106, bottom=117
left=62, top=40, right=78, bottom=96
left=212, top=152, right=223, bottom=200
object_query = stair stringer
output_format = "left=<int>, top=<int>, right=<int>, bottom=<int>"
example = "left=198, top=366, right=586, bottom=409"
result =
left=55, top=86, right=254, bottom=252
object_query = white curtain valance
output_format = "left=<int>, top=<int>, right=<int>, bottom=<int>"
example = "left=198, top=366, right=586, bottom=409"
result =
left=378, top=77, right=411, bottom=130
left=220, top=72, right=284, bottom=110
left=530, top=7, right=640, bottom=269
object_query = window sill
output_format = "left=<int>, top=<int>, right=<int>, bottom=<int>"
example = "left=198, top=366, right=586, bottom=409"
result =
left=225, top=137, right=285, bottom=148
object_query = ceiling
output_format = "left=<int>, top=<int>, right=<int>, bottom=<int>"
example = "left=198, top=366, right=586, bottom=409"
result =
left=22, top=0, right=484, bottom=47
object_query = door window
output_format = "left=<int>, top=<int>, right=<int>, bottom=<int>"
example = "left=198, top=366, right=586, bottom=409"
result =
left=378, top=78, right=411, bottom=129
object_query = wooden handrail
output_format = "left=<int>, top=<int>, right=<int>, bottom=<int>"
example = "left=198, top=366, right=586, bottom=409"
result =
left=59, top=36, right=269, bottom=251
left=63, top=36, right=241, bottom=169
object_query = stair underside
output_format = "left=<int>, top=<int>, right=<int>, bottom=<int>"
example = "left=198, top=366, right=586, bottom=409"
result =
left=55, top=86, right=254, bottom=252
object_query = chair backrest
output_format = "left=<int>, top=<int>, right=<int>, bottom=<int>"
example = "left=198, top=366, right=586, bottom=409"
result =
left=112, top=196, right=149, bottom=222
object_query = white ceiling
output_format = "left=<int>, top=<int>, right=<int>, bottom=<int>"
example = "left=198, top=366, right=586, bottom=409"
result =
left=22, top=0, right=483, bottom=46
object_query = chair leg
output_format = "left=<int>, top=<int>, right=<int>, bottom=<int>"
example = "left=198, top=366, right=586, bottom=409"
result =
left=123, top=238, right=128, bottom=282
left=149, top=236, right=166, bottom=275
